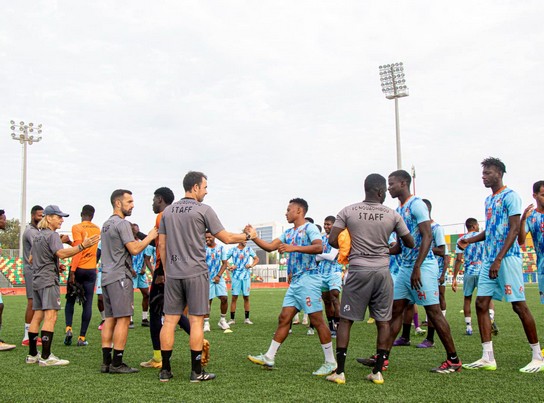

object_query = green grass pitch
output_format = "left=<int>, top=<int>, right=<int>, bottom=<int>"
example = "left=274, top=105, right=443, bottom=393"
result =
left=1, top=286, right=543, bottom=402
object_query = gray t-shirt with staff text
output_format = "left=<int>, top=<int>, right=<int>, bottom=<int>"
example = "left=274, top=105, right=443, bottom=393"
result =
left=31, top=228, right=63, bottom=290
left=101, top=214, right=135, bottom=287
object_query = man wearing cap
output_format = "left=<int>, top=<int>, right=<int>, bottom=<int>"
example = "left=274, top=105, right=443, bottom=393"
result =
left=26, top=205, right=99, bottom=366
left=100, top=189, right=158, bottom=374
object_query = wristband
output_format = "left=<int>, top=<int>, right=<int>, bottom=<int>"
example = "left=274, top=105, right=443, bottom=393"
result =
left=78, top=244, right=84, bottom=252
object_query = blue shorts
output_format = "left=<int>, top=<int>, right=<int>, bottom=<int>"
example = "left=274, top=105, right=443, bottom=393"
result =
left=321, top=271, right=343, bottom=292
left=133, top=272, right=149, bottom=289
left=477, top=256, right=525, bottom=302
left=539, top=274, right=544, bottom=304
left=393, top=259, right=440, bottom=306
left=0, top=292, right=3, bottom=304
left=390, top=271, right=399, bottom=285
left=96, top=271, right=102, bottom=295
left=463, top=274, right=479, bottom=297
left=209, top=278, right=228, bottom=299
left=231, top=277, right=251, bottom=296
left=283, top=273, right=323, bottom=314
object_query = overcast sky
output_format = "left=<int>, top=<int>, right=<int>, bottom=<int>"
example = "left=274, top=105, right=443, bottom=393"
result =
left=1, top=1, right=542, bottom=236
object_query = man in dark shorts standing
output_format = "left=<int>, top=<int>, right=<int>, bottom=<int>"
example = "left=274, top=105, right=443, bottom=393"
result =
left=325, top=174, right=414, bottom=385
left=100, top=189, right=158, bottom=374
left=158, top=171, right=256, bottom=383
left=21, top=205, right=44, bottom=346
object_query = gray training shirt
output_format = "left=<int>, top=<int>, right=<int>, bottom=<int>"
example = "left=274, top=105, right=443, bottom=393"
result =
left=100, top=214, right=135, bottom=287
left=31, top=228, right=63, bottom=290
left=159, top=198, right=225, bottom=279
left=23, top=223, right=40, bottom=271
left=334, top=201, right=409, bottom=267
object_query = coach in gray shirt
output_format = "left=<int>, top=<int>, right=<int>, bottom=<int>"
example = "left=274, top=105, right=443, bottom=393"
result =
left=158, top=171, right=257, bottom=383
left=326, top=173, right=414, bottom=385
left=100, top=189, right=158, bottom=374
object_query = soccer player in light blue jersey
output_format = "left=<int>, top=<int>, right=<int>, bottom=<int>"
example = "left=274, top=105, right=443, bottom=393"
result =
left=460, top=158, right=543, bottom=373
left=204, top=232, right=230, bottom=331
left=519, top=180, right=544, bottom=305
left=248, top=198, right=336, bottom=377
left=130, top=223, right=150, bottom=329
left=227, top=241, right=259, bottom=325
left=316, top=216, right=343, bottom=337
left=386, top=170, right=461, bottom=374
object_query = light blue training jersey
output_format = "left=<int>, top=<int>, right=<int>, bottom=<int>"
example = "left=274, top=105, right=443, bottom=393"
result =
left=206, top=244, right=227, bottom=278
left=526, top=209, right=544, bottom=275
left=227, top=245, right=257, bottom=281
left=455, top=231, right=483, bottom=276
left=484, top=187, right=521, bottom=261
left=319, top=233, right=343, bottom=276
left=279, top=222, right=322, bottom=279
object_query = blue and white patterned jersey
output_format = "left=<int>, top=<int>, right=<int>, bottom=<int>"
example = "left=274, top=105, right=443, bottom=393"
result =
left=431, top=221, right=447, bottom=271
left=484, top=187, right=521, bottom=261
left=206, top=245, right=227, bottom=278
left=525, top=209, right=544, bottom=275
left=455, top=231, right=483, bottom=276
left=227, top=245, right=257, bottom=281
left=279, top=222, right=322, bottom=279
left=132, top=241, right=145, bottom=272
left=319, top=234, right=343, bottom=275
left=389, top=233, right=401, bottom=276
left=396, top=196, right=435, bottom=266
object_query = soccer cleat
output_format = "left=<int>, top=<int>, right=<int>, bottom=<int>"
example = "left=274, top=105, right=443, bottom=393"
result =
left=39, top=354, right=70, bottom=366
left=465, top=328, right=473, bottom=336
left=129, top=321, right=135, bottom=329
left=190, top=370, right=216, bottom=382
left=325, top=372, right=346, bottom=384
left=248, top=353, right=275, bottom=368
left=491, top=321, right=499, bottom=336
left=64, top=329, right=73, bottom=346
left=292, top=314, right=300, bottom=325
left=100, top=364, right=110, bottom=373
left=98, top=320, right=105, bottom=331
left=140, top=358, right=162, bottom=368
left=430, top=360, right=462, bottom=373
left=22, top=338, right=42, bottom=347
left=307, top=328, right=315, bottom=336
left=462, top=358, right=497, bottom=371
left=26, top=353, right=41, bottom=364
left=415, top=327, right=426, bottom=336
left=416, top=339, right=435, bottom=348
left=218, top=319, right=230, bottom=330
left=366, top=371, right=384, bottom=384
left=109, top=363, right=139, bottom=374
left=76, top=339, right=88, bottom=347
left=367, top=317, right=375, bottom=324
left=519, top=359, right=544, bottom=373
left=0, top=341, right=16, bottom=351
left=312, top=361, right=337, bottom=376
left=244, top=318, right=254, bottom=325
left=203, top=321, right=211, bottom=332
left=159, top=369, right=173, bottom=382
left=202, top=339, right=210, bottom=367
left=227, top=319, right=236, bottom=325
left=356, top=355, right=389, bottom=371
left=393, top=337, right=410, bottom=346
left=421, top=320, right=428, bottom=326
left=141, top=319, right=150, bottom=327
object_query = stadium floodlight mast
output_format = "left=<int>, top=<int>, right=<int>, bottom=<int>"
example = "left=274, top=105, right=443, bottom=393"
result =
left=379, top=62, right=409, bottom=169
left=10, top=120, right=43, bottom=254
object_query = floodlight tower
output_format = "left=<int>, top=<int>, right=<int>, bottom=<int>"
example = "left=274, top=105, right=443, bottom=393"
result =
left=379, top=62, right=409, bottom=169
left=10, top=120, right=43, bottom=253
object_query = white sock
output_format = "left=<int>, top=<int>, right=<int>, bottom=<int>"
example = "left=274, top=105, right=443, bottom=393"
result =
left=265, top=340, right=282, bottom=360
left=100, top=310, right=106, bottom=320
left=465, top=317, right=472, bottom=329
left=130, top=316, right=133, bottom=322
left=442, top=310, right=447, bottom=317
left=204, top=318, right=209, bottom=323
left=482, top=341, right=494, bottom=362
left=293, top=313, right=300, bottom=321
left=220, top=314, right=226, bottom=320
left=24, top=323, right=30, bottom=340
left=142, top=311, right=148, bottom=320
left=489, top=309, right=495, bottom=321
left=322, top=342, right=336, bottom=363
left=530, top=343, right=543, bottom=361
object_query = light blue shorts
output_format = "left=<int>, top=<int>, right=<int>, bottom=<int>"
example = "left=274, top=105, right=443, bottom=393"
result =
left=321, top=271, right=343, bottom=292
left=133, top=272, right=149, bottom=289
left=283, top=273, right=323, bottom=314
left=463, top=274, right=479, bottom=297
left=209, top=278, right=228, bottom=299
left=477, top=256, right=525, bottom=302
left=393, top=259, right=440, bottom=306
left=96, top=271, right=102, bottom=295
left=231, top=277, right=251, bottom=296
left=0, top=292, right=3, bottom=304
left=539, top=274, right=544, bottom=304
